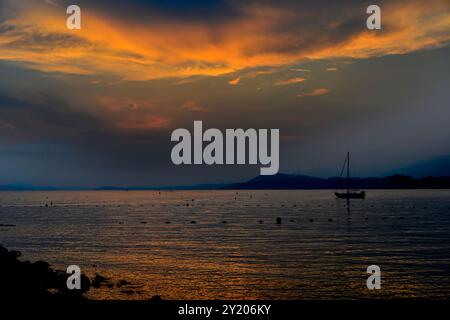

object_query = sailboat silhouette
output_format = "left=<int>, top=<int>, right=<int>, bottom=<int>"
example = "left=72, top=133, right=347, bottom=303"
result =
left=335, top=152, right=366, bottom=199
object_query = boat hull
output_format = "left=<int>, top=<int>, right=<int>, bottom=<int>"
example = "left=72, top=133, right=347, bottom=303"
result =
left=335, top=191, right=365, bottom=199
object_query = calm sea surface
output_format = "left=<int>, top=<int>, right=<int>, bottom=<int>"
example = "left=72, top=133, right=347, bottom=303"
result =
left=1, top=190, right=450, bottom=300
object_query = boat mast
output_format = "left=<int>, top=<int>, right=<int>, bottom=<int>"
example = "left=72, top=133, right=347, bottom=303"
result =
left=346, top=151, right=350, bottom=195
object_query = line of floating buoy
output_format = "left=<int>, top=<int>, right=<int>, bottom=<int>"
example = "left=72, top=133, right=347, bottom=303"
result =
left=7, top=201, right=450, bottom=214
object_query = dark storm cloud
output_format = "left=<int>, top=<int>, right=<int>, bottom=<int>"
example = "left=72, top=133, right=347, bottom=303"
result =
left=0, top=0, right=449, bottom=186
left=56, top=0, right=376, bottom=21
left=56, top=0, right=242, bottom=23
left=0, top=22, right=92, bottom=51
left=0, top=88, right=169, bottom=150
left=1, top=44, right=450, bottom=186
left=0, top=87, right=177, bottom=186
left=70, top=0, right=369, bottom=41
left=0, top=93, right=103, bottom=142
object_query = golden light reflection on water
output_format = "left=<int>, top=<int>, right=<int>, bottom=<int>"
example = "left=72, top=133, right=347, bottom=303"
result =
left=1, top=190, right=450, bottom=300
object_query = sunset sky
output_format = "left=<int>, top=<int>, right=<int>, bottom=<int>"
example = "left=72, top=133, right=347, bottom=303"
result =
left=0, top=0, right=449, bottom=187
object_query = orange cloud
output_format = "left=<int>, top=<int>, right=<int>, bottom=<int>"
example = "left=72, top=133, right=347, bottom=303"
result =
left=246, top=69, right=274, bottom=78
left=182, top=100, right=208, bottom=112
left=275, top=77, right=306, bottom=86
left=0, top=0, right=448, bottom=80
left=298, top=88, right=329, bottom=97
left=92, top=96, right=170, bottom=130
left=292, top=68, right=311, bottom=73
left=228, top=78, right=241, bottom=86
left=116, top=115, right=170, bottom=130
left=94, top=96, right=144, bottom=112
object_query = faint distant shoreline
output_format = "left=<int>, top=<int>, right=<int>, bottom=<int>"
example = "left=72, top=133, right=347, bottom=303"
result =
left=1, top=174, right=450, bottom=191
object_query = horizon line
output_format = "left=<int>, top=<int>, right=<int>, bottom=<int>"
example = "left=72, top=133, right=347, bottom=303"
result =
left=1, top=173, right=450, bottom=191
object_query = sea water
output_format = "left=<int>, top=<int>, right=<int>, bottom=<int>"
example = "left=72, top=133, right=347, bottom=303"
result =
left=1, top=190, right=449, bottom=300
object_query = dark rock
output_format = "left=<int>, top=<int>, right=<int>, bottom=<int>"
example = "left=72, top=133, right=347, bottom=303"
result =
left=117, top=279, right=131, bottom=288
left=121, top=289, right=134, bottom=294
left=0, top=244, right=90, bottom=302
left=92, top=274, right=108, bottom=288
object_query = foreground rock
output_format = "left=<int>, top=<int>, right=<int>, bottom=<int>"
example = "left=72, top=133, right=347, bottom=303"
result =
left=0, top=244, right=90, bottom=302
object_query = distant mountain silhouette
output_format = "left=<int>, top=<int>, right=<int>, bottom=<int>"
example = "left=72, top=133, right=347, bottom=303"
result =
left=225, top=173, right=450, bottom=189
left=390, top=155, right=450, bottom=177
left=0, top=184, right=62, bottom=191
left=1, top=174, right=450, bottom=191
left=0, top=183, right=226, bottom=191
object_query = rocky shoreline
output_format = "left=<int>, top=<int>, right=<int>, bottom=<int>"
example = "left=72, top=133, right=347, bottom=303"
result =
left=0, top=244, right=163, bottom=303
left=0, top=244, right=91, bottom=302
